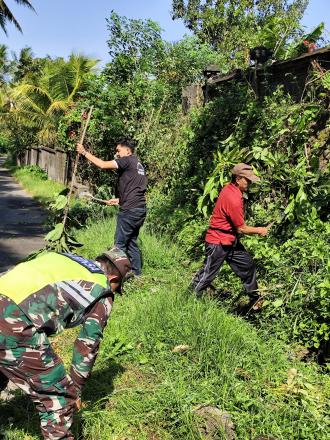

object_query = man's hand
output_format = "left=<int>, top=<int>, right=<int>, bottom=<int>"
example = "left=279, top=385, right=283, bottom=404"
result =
left=76, top=143, right=86, bottom=155
left=105, top=198, right=119, bottom=206
left=258, top=226, right=270, bottom=237
left=75, top=397, right=82, bottom=411
left=237, top=223, right=271, bottom=236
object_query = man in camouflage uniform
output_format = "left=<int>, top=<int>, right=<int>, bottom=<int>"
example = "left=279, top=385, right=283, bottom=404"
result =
left=0, top=247, right=130, bottom=440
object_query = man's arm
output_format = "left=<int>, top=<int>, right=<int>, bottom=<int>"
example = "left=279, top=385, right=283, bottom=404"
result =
left=237, top=224, right=269, bottom=236
left=70, top=295, right=113, bottom=394
left=76, top=143, right=118, bottom=170
left=105, top=198, right=119, bottom=206
left=227, top=198, right=270, bottom=237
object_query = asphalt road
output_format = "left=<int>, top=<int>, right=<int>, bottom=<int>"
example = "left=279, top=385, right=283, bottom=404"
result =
left=0, top=157, right=47, bottom=273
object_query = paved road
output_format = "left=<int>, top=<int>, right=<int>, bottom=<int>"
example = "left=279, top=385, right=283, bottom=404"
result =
left=0, top=157, right=47, bottom=272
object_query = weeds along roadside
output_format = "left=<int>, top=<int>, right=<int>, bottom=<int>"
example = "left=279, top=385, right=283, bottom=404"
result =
left=4, top=165, right=330, bottom=439
left=73, top=218, right=330, bottom=440
left=10, top=164, right=117, bottom=231
left=10, top=165, right=66, bottom=204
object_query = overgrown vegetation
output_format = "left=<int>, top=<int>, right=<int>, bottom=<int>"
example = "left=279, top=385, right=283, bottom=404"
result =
left=171, top=0, right=311, bottom=67
left=1, top=6, right=329, bottom=354
left=163, top=85, right=330, bottom=355
left=11, top=165, right=65, bottom=204
left=0, top=3, right=329, bottom=438
left=1, top=216, right=329, bottom=439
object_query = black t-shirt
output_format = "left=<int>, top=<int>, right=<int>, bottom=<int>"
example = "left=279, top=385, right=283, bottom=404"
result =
left=115, top=155, right=147, bottom=210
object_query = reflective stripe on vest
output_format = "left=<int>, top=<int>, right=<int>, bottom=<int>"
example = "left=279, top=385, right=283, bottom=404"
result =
left=0, top=252, right=107, bottom=305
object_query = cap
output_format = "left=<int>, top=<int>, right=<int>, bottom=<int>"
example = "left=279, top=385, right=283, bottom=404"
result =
left=97, top=247, right=131, bottom=293
left=231, top=163, right=260, bottom=183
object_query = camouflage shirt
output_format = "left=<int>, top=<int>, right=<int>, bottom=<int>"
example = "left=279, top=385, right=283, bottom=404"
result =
left=0, top=252, right=114, bottom=391
left=0, top=252, right=111, bottom=335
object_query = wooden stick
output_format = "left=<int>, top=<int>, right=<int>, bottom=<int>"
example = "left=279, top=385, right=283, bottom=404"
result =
left=62, top=106, right=93, bottom=228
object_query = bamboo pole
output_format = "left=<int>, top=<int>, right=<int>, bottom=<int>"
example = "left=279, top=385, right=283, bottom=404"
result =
left=62, top=106, right=93, bottom=228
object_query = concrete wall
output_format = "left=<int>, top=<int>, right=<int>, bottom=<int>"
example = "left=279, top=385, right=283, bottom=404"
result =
left=182, top=84, right=204, bottom=114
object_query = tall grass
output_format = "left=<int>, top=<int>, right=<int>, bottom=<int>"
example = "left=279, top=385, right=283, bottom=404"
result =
left=76, top=219, right=329, bottom=439
left=1, top=210, right=329, bottom=439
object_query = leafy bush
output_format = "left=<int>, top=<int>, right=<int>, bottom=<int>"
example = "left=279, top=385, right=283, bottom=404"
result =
left=21, top=165, right=48, bottom=180
left=141, top=82, right=330, bottom=353
left=0, top=132, right=10, bottom=153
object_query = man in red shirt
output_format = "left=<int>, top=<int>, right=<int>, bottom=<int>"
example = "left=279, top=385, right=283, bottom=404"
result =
left=191, top=163, right=269, bottom=305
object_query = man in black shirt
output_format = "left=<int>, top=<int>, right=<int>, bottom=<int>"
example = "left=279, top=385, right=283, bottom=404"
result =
left=76, top=139, right=147, bottom=275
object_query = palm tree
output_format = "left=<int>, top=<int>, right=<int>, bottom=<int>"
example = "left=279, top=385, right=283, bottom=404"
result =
left=0, top=44, right=9, bottom=83
left=9, top=53, right=99, bottom=145
left=0, top=0, right=35, bottom=35
left=11, top=47, right=47, bottom=82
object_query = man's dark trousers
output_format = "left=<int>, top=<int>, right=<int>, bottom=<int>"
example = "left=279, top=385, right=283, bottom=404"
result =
left=114, top=207, right=146, bottom=275
left=192, top=241, right=257, bottom=296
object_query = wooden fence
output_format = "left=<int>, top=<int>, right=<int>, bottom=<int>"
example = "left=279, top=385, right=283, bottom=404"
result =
left=18, top=146, right=70, bottom=184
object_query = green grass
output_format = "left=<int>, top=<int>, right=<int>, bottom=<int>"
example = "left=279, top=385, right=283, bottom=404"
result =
left=1, top=188, right=329, bottom=439
left=75, top=220, right=330, bottom=440
left=11, top=165, right=65, bottom=204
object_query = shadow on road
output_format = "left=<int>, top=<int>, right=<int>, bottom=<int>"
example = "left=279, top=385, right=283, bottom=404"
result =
left=0, top=158, right=47, bottom=272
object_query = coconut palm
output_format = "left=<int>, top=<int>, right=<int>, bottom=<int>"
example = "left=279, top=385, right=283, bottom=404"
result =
left=9, top=53, right=99, bottom=145
left=0, top=0, right=35, bottom=35
left=0, top=44, right=9, bottom=83
left=11, top=47, right=47, bottom=82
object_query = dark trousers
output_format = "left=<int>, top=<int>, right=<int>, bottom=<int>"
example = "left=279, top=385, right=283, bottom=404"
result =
left=192, top=241, right=258, bottom=296
left=114, top=207, right=146, bottom=275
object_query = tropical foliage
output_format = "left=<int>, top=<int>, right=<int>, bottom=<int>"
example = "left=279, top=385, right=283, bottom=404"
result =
left=0, top=9, right=329, bottom=356
left=171, top=0, right=310, bottom=67
left=1, top=52, right=98, bottom=149
left=1, top=6, right=330, bottom=439
left=0, top=0, right=35, bottom=34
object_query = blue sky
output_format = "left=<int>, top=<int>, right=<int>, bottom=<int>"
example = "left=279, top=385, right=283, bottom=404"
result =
left=1, top=0, right=329, bottom=63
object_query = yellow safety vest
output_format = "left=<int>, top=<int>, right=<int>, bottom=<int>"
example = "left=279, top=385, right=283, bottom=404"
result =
left=0, top=252, right=107, bottom=305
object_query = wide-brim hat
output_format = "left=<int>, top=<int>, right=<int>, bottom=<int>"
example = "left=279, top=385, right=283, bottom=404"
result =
left=231, top=163, right=260, bottom=183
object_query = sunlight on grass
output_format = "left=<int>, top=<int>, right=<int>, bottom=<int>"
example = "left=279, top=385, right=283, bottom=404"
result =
left=12, top=166, right=65, bottom=204
left=1, top=190, right=329, bottom=439
left=74, top=219, right=330, bottom=439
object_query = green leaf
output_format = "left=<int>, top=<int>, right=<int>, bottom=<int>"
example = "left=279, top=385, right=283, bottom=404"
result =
left=272, top=299, right=283, bottom=308
left=202, top=205, right=208, bottom=218
left=45, top=223, right=64, bottom=242
left=138, top=355, right=149, bottom=365
left=210, top=187, right=218, bottom=201
left=52, top=195, right=68, bottom=211
left=203, top=176, right=215, bottom=195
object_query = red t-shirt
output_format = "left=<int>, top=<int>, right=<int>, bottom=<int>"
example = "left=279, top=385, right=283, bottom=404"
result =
left=205, top=183, right=244, bottom=245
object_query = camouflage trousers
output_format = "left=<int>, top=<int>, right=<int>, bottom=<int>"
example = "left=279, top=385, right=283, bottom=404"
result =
left=0, top=294, right=78, bottom=440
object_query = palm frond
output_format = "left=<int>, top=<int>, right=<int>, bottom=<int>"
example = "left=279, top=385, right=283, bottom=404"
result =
left=12, top=1, right=35, bottom=12
left=0, top=2, right=22, bottom=33
left=0, top=0, right=36, bottom=34
left=2, top=51, right=98, bottom=145
left=46, top=100, right=69, bottom=115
